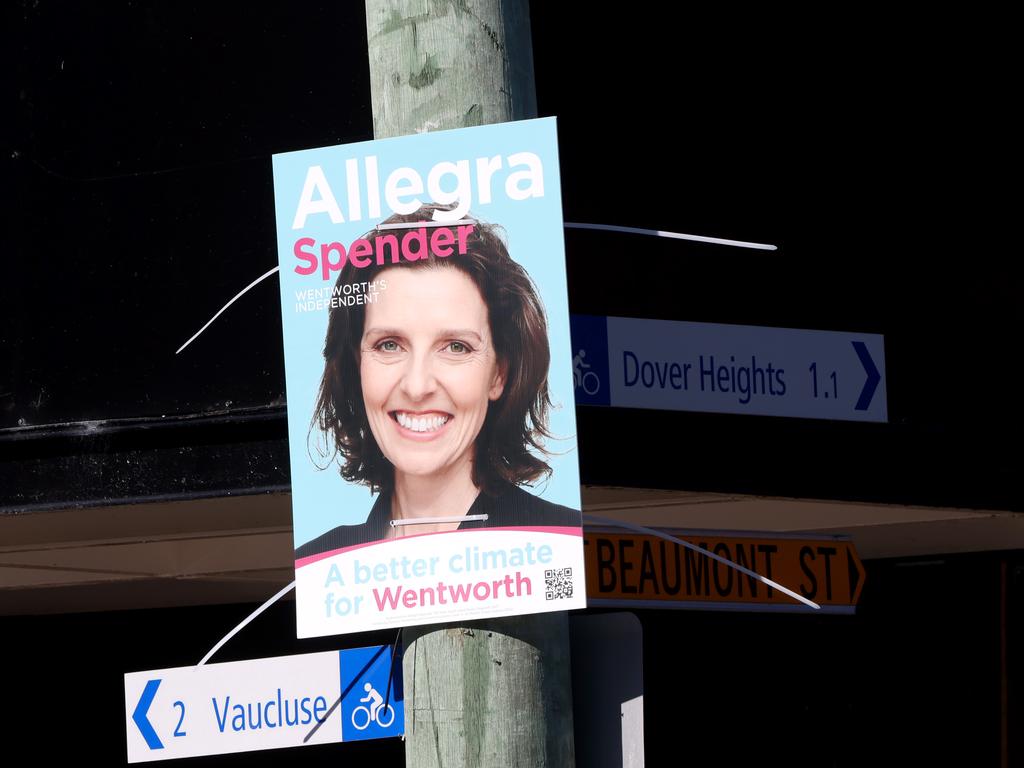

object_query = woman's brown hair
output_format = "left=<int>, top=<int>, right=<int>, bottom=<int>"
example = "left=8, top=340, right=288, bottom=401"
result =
left=311, top=203, right=554, bottom=495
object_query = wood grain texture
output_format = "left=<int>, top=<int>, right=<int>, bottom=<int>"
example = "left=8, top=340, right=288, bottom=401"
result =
left=364, top=0, right=536, bottom=138
left=403, top=613, right=575, bottom=767
left=365, top=4, right=572, bottom=764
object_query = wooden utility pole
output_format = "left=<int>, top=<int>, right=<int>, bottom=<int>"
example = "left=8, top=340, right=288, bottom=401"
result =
left=362, top=2, right=575, bottom=766
left=364, top=0, right=537, bottom=136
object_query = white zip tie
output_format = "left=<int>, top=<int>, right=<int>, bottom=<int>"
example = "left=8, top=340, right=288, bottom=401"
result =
left=376, top=218, right=477, bottom=231
left=194, top=515, right=818, bottom=668
left=390, top=514, right=489, bottom=527
left=198, top=580, right=295, bottom=666
left=564, top=222, right=777, bottom=251
left=176, top=265, right=281, bottom=354
left=174, top=222, right=776, bottom=353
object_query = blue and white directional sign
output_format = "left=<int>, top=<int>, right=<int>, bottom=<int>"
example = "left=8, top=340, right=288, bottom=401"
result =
left=124, top=645, right=402, bottom=763
left=570, top=315, right=887, bottom=422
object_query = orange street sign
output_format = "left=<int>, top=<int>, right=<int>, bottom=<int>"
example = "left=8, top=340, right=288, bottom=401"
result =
left=583, top=530, right=865, bottom=614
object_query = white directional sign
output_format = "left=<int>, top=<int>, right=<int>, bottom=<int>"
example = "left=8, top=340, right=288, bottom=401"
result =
left=570, top=315, right=887, bottom=422
left=124, top=645, right=402, bottom=763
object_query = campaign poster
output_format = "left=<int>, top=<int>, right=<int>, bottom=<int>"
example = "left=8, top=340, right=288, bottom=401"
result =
left=272, top=118, right=586, bottom=638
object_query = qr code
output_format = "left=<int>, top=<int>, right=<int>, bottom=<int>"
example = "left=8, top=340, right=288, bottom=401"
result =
left=544, top=568, right=574, bottom=600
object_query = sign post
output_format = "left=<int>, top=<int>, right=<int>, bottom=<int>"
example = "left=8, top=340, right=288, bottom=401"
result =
left=359, top=5, right=573, bottom=764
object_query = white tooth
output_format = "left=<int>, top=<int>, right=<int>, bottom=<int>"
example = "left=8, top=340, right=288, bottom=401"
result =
left=399, top=414, right=450, bottom=431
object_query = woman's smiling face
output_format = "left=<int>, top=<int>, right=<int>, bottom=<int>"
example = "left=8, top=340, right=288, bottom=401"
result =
left=359, top=266, right=505, bottom=484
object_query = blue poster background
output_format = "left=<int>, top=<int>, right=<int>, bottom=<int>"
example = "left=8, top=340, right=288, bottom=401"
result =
left=272, top=118, right=581, bottom=548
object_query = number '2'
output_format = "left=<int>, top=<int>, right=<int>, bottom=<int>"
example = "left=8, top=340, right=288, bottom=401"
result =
left=173, top=701, right=187, bottom=737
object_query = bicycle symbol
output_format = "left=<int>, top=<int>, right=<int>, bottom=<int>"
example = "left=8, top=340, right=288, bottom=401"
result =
left=573, top=349, right=600, bottom=395
left=351, top=703, right=396, bottom=730
left=351, top=682, right=395, bottom=730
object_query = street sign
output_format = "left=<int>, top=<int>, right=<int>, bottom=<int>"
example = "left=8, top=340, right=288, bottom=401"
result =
left=570, top=315, right=887, bottom=422
left=124, top=645, right=402, bottom=763
left=584, top=530, right=865, bottom=613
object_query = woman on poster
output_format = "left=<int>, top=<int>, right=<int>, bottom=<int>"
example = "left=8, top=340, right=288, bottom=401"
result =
left=295, top=203, right=578, bottom=559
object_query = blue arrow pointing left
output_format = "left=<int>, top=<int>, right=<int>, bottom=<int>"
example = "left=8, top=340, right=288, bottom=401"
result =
left=133, top=679, right=164, bottom=750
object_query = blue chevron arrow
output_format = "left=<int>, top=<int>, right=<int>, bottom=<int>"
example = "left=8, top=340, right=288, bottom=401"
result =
left=852, top=341, right=880, bottom=411
left=132, top=679, right=164, bottom=750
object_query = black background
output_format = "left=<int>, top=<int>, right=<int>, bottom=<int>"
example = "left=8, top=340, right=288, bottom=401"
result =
left=5, top=4, right=1018, bottom=513
left=3, top=5, right=1018, bottom=764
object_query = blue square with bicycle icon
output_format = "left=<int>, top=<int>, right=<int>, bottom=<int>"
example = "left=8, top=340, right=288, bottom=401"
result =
left=569, top=314, right=610, bottom=406
left=339, top=644, right=404, bottom=741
